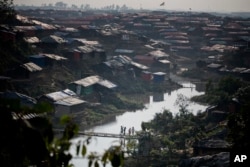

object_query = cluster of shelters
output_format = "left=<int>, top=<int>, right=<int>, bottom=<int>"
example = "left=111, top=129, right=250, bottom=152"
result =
left=38, top=89, right=86, bottom=118
left=1, top=11, right=173, bottom=118
left=1, top=9, right=250, bottom=118
left=207, top=63, right=250, bottom=80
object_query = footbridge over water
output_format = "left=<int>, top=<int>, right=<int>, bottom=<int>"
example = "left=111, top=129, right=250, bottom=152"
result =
left=54, top=129, right=139, bottom=139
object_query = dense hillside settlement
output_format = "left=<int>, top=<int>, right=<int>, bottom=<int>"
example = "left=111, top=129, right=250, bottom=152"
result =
left=1, top=6, right=250, bottom=167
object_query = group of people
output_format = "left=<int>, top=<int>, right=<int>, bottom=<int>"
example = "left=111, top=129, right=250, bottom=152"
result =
left=120, top=126, right=135, bottom=135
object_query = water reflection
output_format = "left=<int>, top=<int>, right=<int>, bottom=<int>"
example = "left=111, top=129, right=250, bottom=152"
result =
left=152, top=93, right=164, bottom=102
left=70, top=83, right=208, bottom=167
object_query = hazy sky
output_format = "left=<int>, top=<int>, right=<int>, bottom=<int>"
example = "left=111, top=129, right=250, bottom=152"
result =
left=14, top=0, right=250, bottom=12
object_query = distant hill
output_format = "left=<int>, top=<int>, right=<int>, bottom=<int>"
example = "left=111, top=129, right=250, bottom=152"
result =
left=211, top=12, right=250, bottom=18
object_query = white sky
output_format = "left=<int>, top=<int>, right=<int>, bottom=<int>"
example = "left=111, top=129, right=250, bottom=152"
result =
left=14, top=0, right=250, bottom=12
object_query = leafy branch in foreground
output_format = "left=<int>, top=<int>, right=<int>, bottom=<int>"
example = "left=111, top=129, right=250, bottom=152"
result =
left=0, top=98, right=125, bottom=167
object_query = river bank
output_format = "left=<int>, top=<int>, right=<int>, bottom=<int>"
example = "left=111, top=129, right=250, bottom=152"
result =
left=69, top=77, right=208, bottom=167
left=79, top=76, right=183, bottom=131
left=52, top=71, right=204, bottom=134
left=51, top=73, right=184, bottom=131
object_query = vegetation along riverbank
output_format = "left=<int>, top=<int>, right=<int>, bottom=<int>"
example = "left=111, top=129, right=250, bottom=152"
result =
left=1, top=1, right=250, bottom=166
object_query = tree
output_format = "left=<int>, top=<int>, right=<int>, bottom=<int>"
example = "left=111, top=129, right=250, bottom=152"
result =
left=175, top=94, right=190, bottom=116
left=205, top=79, right=214, bottom=95
left=0, top=97, right=125, bottom=167
left=0, top=98, right=78, bottom=167
left=227, top=86, right=250, bottom=151
left=217, top=75, right=243, bottom=95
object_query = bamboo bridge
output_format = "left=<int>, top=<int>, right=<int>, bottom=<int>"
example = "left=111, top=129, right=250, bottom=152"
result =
left=54, top=129, right=139, bottom=139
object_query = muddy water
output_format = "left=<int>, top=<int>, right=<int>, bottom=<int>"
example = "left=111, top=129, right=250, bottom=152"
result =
left=69, top=77, right=208, bottom=167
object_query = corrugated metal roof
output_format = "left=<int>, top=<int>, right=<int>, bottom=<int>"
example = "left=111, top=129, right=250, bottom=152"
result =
left=41, top=35, right=66, bottom=44
left=241, top=69, right=250, bottom=74
left=67, top=38, right=100, bottom=45
left=98, top=79, right=117, bottom=89
left=103, top=60, right=124, bottom=68
left=113, top=55, right=132, bottom=64
left=45, top=91, right=71, bottom=101
left=207, top=63, right=222, bottom=69
left=165, top=39, right=189, bottom=44
left=74, top=75, right=101, bottom=87
left=60, top=27, right=79, bottom=32
left=158, top=59, right=171, bottom=64
left=16, top=15, right=32, bottom=24
left=202, top=27, right=222, bottom=31
left=145, top=45, right=155, bottom=49
left=32, top=20, right=56, bottom=30
left=24, top=37, right=40, bottom=43
left=21, top=62, right=42, bottom=72
left=149, top=50, right=169, bottom=59
left=115, top=49, right=134, bottom=54
left=29, top=55, right=44, bottom=59
left=77, top=46, right=93, bottom=53
left=54, top=97, right=85, bottom=106
left=40, top=53, right=67, bottom=60
left=12, top=112, right=46, bottom=120
left=232, top=67, right=247, bottom=73
left=164, top=35, right=188, bottom=40
left=44, top=89, right=76, bottom=101
left=63, top=89, right=76, bottom=96
left=130, top=61, right=149, bottom=70
left=153, top=72, right=166, bottom=75
left=15, top=26, right=37, bottom=31
left=1, top=91, right=37, bottom=106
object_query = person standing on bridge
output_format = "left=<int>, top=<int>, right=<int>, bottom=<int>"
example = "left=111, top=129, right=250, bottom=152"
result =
left=132, top=126, right=135, bottom=135
left=120, top=125, right=123, bottom=134
left=128, top=128, right=131, bottom=136
left=123, top=126, right=126, bottom=135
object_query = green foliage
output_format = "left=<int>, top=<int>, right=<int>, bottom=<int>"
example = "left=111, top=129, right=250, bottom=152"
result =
left=60, top=115, right=73, bottom=125
left=227, top=86, right=250, bottom=150
left=33, top=102, right=54, bottom=114
left=180, top=68, right=205, bottom=79
left=217, top=75, right=243, bottom=95
left=0, top=100, right=124, bottom=167
left=126, top=139, right=138, bottom=155
left=174, top=94, right=190, bottom=116
left=0, top=99, right=78, bottom=167
left=85, top=145, right=124, bottom=167
left=61, top=116, right=79, bottom=141
left=161, top=135, right=174, bottom=149
left=81, top=144, right=87, bottom=156
left=205, top=79, right=214, bottom=95
left=137, top=107, right=222, bottom=165
left=193, top=76, right=246, bottom=106
left=0, top=83, right=131, bottom=166
left=108, top=146, right=124, bottom=167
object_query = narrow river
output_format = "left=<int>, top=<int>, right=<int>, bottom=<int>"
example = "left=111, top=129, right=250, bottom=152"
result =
left=69, top=76, right=208, bottom=167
